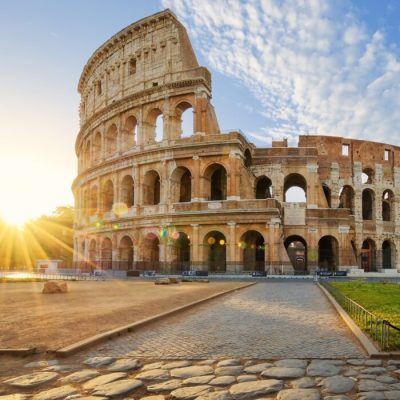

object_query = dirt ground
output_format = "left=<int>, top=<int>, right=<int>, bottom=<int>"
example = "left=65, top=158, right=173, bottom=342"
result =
left=0, top=280, right=247, bottom=350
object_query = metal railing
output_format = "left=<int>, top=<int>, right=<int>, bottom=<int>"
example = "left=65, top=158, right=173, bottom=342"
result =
left=321, top=281, right=400, bottom=350
left=0, top=270, right=99, bottom=281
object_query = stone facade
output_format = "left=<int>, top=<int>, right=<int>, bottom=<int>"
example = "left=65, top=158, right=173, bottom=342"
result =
left=72, top=9, right=400, bottom=274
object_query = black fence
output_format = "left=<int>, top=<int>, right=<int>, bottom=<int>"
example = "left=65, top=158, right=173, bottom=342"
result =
left=321, top=281, right=400, bottom=350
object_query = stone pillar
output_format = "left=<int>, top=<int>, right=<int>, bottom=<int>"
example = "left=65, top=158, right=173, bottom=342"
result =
left=112, top=233, right=118, bottom=270
left=330, top=162, right=341, bottom=208
left=194, top=91, right=207, bottom=135
left=191, top=224, right=200, bottom=269
left=307, top=227, right=318, bottom=273
left=227, top=151, right=241, bottom=200
left=227, top=222, right=238, bottom=273
left=192, top=156, right=201, bottom=201
left=306, top=163, right=319, bottom=208
left=267, top=219, right=281, bottom=271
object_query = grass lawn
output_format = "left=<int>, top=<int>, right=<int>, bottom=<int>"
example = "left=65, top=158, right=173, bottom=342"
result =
left=330, top=281, right=400, bottom=349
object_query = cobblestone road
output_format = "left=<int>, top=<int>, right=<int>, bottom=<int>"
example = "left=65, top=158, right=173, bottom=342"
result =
left=80, top=282, right=365, bottom=360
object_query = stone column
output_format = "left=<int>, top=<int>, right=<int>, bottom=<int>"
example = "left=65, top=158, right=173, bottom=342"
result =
left=192, top=156, right=201, bottom=201
left=267, top=219, right=281, bottom=271
left=112, top=233, right=118, bottom=270
left=191, top=224, right=200, bottom=269
left=228, top=151, right=241, bottom=200
left=306, top=163, right=319, bottom=208
left=227, top=222, right=238, bottom=273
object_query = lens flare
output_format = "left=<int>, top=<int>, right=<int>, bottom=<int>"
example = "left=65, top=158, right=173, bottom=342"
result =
left=112, top=202, right=129, bottom=217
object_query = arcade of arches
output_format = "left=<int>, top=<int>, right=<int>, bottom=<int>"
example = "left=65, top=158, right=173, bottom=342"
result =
left=74, top=10, right=400, bottom=274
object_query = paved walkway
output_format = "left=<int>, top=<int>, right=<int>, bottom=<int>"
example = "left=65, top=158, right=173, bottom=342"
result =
left=80, top=281, right=365, bottom=360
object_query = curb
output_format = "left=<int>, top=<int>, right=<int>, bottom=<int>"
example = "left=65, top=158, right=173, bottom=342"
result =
left=317, top=282, right=380, bottom=357
left=0, top=348, right=37, bottom=356
left=54, top=282, right=256, bottom=357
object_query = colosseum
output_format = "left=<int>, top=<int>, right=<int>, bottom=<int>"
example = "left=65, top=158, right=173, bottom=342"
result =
left=72, top=9, right=400, bottom=275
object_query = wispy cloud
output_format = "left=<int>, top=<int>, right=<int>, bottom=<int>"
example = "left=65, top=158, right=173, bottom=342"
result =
left=162, top=0, right=400, bottom=145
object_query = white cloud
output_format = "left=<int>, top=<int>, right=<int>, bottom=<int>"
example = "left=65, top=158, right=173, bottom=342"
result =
left=162, top=0, right=400, bottom=146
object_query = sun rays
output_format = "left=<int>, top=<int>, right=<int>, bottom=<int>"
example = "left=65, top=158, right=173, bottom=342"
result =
left=0, top=207, right=74, bottom=270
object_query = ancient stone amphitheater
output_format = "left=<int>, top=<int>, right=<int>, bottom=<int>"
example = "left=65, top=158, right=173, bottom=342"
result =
left=72, top=9, right=399, bottom=274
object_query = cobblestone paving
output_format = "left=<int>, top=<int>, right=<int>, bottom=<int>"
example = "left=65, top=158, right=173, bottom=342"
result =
left=81, top=282, right=365, bottom=360
left=2, top=356, right=400, bottom=399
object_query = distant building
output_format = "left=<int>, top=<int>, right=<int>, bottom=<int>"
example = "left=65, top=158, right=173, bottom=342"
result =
left=72, top=9, right=399, bottom=274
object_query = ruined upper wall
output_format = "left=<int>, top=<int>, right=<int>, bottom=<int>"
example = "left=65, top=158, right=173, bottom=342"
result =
left=78, top=9, right=210, bottom=125
left=299, top=135, right=400, bottom=181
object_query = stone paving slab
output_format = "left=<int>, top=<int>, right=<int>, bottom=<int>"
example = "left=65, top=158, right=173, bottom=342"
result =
left=79, top=282, right=365, bottom=359
left=2, top=357, right=400, bottom=399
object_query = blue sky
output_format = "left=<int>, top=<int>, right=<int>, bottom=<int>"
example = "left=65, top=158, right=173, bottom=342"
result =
left=0, top=0, right=399, bottom=222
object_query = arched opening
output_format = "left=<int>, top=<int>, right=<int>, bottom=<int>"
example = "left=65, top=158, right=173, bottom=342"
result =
left=143, top=170, right=161, bottom=205
left=122, top=115, right=137, bottom=150
left=143, top=233, right=160, bottom=270
left=119, top=236, right=134, bottom=271
left=100, top=238, right=112, bottom=270
left=105, top=124, right=118, bottom=157
left=204, top=231, right=226, bottom=272
left=93, top=132, right=102, bottom=162
left=145, top=108, right=163, bottom=144
left=102, top=180, right=114, bottom=212
left=172, top=232, right=190, bottom=271
left=88, top=239, right=97, bottom=268
left=362, top=189, right=375, bottom=220
left=244, top=149, right=252, bottom=168
left=204, top=164, right=227, bottom=201
left=240, top=231, right=265, bottom=272
left=382, top=240, right=396, bottom=269
left=362, top=168, right=374, bottom=184
left=171, top=167, right=191, bottom=203
left=382, top=190, right=394, bottom=222
left=322, top=185, right=331, bottom=208
left=155, top=114, right=163, bottom=143
left=318, top=236, right=339, bottom=272
left=284, top=174, right=307, bottom=202
left=361, top=239, right=376, bottom=272
left=121, top=175, right=135, bottom=208
left=339, top=185, right=355, bottom=214
left=84, top=141, right=91, bottom=168
left=284, top=236, right=307, bottom=273
left=176, top=102, right=193, bottom=138
left=255, top=176, right=272, bottom=199
left=89, top=186, right=98, bottom=216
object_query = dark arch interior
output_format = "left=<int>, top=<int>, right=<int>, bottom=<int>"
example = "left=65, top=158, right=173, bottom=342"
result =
left=361, top=239, right=376, bottom=272
left=210, top=167, right=227, bottom=201
left=362, top=190, right=374, bottom=220
left=119, top=236, right=134, bottom=271
left=318, top=236, right=338, bottom=272
left=204, top=231, right=226, bottom=272
left=284, top=236, right=307, bottom=273
left=323, top=185, right=331, bottom=208
left=241, top=231, right=265, bottom=272
left=256, top=177, right=272, bottom=199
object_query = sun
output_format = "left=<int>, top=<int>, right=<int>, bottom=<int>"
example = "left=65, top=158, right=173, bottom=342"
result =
left=1, top=212, right=29, bottom=229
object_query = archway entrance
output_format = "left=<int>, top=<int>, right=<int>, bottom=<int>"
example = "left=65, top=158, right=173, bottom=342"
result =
left=119, top=236, right=134, bottom=271
left=240, top=231, right=265, bottom=271
left=382, top=240, right=395, bottom=269
left=284, top=236, right=307, bottom=273
left=361, top=239, right=376, bottom=272
left=100, top=238, right=112, bottom=270
left=204, top=231, right=226, bottom=272
left=143, top=233, right=160, bottom=270
left=172, top=232, right=190, bottom=272
left=318, top=236, right=339, bottom=272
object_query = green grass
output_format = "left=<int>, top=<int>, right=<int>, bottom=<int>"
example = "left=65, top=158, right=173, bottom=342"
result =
left=330, top=281, right=400, bottom=349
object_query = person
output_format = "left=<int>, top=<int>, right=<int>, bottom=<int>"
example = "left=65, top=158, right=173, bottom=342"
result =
left=313, top=266, right=320, bottom=283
